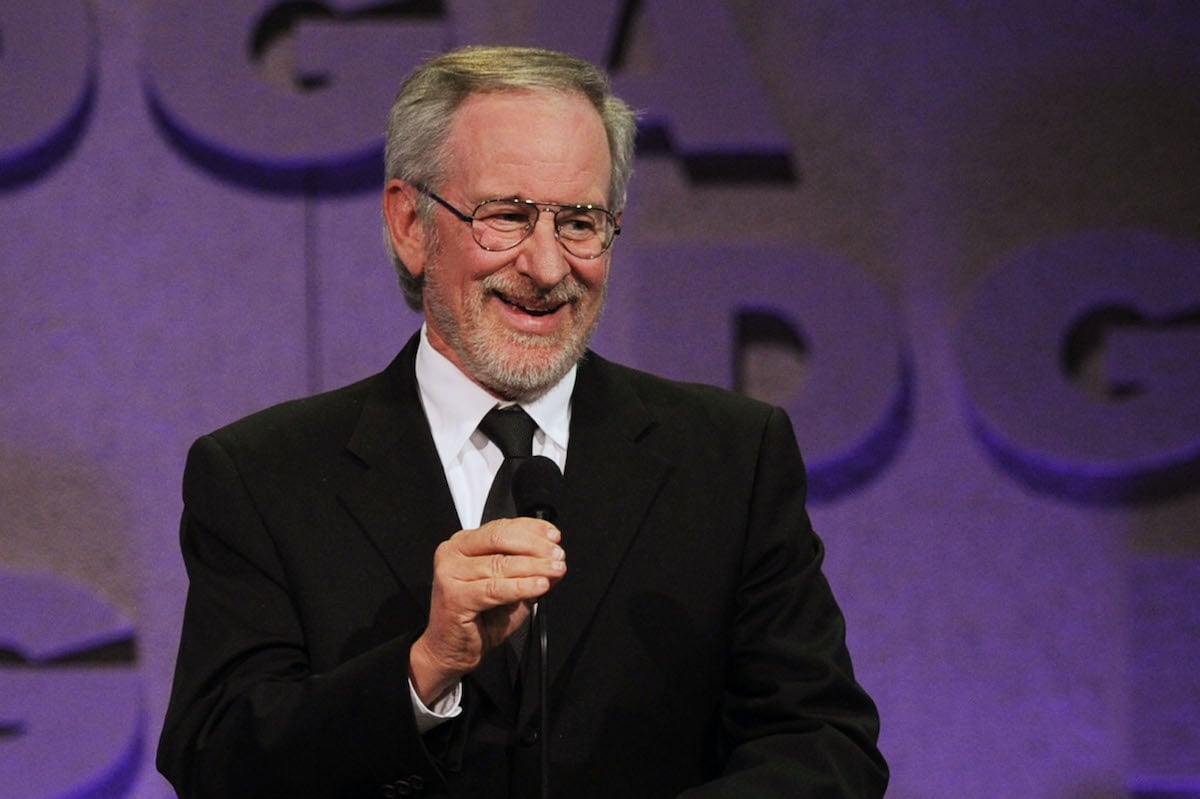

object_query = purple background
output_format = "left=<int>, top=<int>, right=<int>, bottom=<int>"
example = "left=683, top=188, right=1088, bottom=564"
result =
left=2, top=2, right=1199, bottom=797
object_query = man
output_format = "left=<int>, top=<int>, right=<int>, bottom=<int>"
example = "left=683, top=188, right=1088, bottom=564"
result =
left=157, top=46, right=887, bottom=798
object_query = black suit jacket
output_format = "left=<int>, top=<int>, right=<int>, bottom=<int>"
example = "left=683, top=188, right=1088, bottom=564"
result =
left=157, top=334, right=887, bottom=798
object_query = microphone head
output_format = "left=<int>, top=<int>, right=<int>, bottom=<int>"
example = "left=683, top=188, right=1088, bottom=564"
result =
left=513, top=455, right=565, bottom=522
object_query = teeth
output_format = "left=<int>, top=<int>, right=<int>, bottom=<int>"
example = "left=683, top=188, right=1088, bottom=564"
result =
left=501, top=293, right=558, bottom=316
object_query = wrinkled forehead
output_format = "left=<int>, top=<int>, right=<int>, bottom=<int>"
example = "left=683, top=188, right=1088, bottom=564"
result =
left=442, top=89, right=613, bottom=205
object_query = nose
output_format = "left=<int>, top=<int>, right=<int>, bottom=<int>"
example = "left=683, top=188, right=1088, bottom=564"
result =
left=515, top=209, right=571, bottom=288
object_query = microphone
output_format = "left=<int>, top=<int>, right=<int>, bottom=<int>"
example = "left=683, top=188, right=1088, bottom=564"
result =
left=512, top=455, right=562, bottom=799
left=513, top=455, right=564, bottom=523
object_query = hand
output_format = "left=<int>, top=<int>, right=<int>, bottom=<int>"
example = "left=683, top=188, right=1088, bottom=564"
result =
left=409, top=518, right=566, bottom=705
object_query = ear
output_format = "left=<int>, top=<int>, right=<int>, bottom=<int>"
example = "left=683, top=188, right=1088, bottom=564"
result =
left=382, top=179, right=430, bottom=278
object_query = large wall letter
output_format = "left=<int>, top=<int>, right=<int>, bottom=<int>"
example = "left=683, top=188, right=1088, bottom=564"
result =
left=603, top=244, right=908, bottom=500
left=957, top=229, right=1200, bottom=501
left=0, top=570, right=141, bottom=799
left=0, top=1, right=95, bottom=189
left=142, top=1, right=449, bottom=193
left=510, top=0, right=795, bottom=182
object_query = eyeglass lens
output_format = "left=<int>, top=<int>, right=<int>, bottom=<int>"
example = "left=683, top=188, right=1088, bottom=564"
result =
left=472, top=200, right=616, bottom=257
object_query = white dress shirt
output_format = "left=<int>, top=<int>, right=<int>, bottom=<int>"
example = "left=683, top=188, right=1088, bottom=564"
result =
left=408, top=325, right=575, bottom=731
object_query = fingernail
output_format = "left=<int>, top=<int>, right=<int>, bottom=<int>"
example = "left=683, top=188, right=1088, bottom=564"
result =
left=552, top=546, right=565, bottom=560
left=550, top=560, right=566, bottom=573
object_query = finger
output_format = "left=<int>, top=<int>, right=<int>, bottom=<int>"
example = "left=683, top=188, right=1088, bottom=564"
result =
left=473, top=575, right=554, bottom=608
left=434, top=536, right=565, bottom=585
left=456, top=552, right=567, bottom=583
left=452, top=519, right=563, bottom=559
left=452, top=558, right=566, bottom=608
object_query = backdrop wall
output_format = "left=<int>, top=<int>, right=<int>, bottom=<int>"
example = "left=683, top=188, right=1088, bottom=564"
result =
left=2, top=2, right=1198, bottom=798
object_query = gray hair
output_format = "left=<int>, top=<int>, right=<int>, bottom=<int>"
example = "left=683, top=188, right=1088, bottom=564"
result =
left=382, top=46, right=639, bottom=310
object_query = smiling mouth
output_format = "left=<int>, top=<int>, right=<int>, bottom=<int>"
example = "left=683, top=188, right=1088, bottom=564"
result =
left=496, top=292, right=566, bottom=317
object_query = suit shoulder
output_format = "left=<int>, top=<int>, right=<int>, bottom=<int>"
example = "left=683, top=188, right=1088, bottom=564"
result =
left=581, top=352, right=782, bottom=441
left=585, top=352, right=774, bottom=416
left=200, top=372, right=379, bottom=456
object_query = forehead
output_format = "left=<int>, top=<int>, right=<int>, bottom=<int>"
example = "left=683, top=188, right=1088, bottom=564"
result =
left=444, top=89, right=612, bottom=205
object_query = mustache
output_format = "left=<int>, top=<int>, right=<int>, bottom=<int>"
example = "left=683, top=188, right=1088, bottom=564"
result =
left=480, top=272, right=587, bottom=305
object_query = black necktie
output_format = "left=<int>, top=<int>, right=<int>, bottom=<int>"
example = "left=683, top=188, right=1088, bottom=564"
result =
left=478, top=405, right=537, bottom=522
left=477, top=405, right=538, bottom=680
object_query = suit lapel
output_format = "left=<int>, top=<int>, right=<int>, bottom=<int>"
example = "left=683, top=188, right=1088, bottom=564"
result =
left=520, top=353, right=672, bottom=729
left=338, top=335, right=461, bottom=615
left=338, top=335, right=520, bottom=720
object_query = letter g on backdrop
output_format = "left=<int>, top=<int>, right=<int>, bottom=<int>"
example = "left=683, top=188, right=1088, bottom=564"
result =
left=142, top=0, right=446, bottom=193
left=957, top=229, right=1200, bottom=502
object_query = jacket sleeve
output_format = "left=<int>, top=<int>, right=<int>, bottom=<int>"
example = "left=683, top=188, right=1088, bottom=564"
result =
left=156, top=434, right=452, bottom=799
left=680, top=406, right=889, bottom=798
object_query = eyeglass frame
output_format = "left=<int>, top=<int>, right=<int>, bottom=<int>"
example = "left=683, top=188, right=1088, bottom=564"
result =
left=416, top=184, right=621, bottom=259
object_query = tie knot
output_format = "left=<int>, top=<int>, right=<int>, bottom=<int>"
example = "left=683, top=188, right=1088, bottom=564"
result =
left=478, top=405, right=536, bottom=459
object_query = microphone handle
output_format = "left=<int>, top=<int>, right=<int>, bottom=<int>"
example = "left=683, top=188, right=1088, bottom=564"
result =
left=532, top=507, right=551, bottom=799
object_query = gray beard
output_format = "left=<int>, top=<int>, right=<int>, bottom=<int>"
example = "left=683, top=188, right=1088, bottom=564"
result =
left=423, top=262, right=605, bottom=403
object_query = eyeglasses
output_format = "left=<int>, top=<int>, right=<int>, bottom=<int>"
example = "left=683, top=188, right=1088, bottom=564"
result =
left=418, top=185, right=620, bottom=259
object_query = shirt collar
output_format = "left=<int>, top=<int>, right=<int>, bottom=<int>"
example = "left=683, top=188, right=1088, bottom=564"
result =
left=414, top=324, right=575, bottom=464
